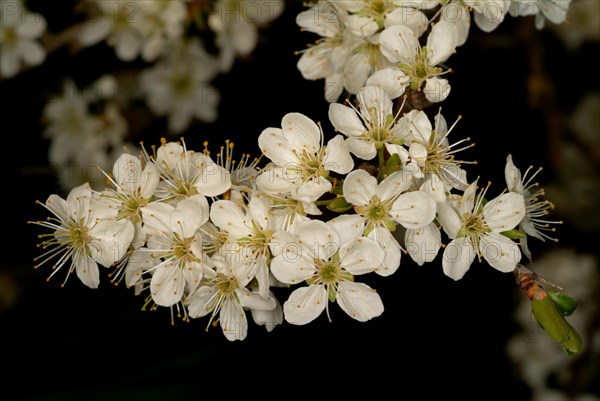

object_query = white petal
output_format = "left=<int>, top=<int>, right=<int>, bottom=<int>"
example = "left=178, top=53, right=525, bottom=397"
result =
left=376, top=170, right=413, bottom=201
left=150, top=263, right=185, bottom=307
left=379, top=24, right=419, bottom=64
left=281, top=113, right=321, bottom=155
left=294, top=220, right=340, bottom=260
left=367, top=226, right=402, bottom=276
left=407, top=110, right=433, bottom=143
left=125, top=250, right=154, bottom=288
left=343, top=169, right=377, bottom=206
left=324, top=73, right=344, bottom=103
left=283, top=285, right=327, bottom=325
left=210, top=200, right=253, bottom=238
left=17, top=13, right=46, bottom=38
left=323, top=135, right=354, bottom=174
left=270, top=252, right=316, bottom=285
left=115, top=29, right=141, bottom=61
left=141, top=201, right=174, bottom=233
left=442, top=237, right=476, bottom=281
left=74, top=252, right=100, bottom=289
left=357, top=85, right=394, bottom=126
left=90, top=220, right=135, bottom=266
left=113, top=154, right=141, bottom=195
left=389, top=191, right=437, bottom=229
left=365, top=68, right=410, bottom=100
left=343, top=52, right=370, bottom=94
left=139, top=162, right=160, bottom=199
left=405, top=223, right=441, bottom=266
left=187, top=285, right=218, bottom=318
left=480, top=232, right=521, bottom=272
left=483, top=193, right=526, bottom=232
left=328, top=103, right=365, bottom=138
left=296, top=4, right=340, bottom=37
left=473, top=6, right=506, bottom=32
left=248, top=194, right=271, bottom=231
left=337, top=281, right=384, bottom=322
left=258, top=127, right=296, bottom=166
left=67, top=183, right=92, bottom=219
left=19, top=41, right=45, bottom=66
left=155, top=142, right=183, bottom=171
left=251, top=298, right=283, bottom=332
left=293, top=177, right=332, bottom=203
left=171, top=195, right=209, bottom=237
left=409, top=142, right=428, bottom=166
left=504, top=154, right=524, bottom=193
left=424, top=77, right=451, bottom=103
left=195, top=156, right=231, bottom=196
left=437, top=202, right=462, bottom=238
left=346, top=137, right=377, bottom=160
left=340, top=237, right=384, bottom=275
left=256, top=166, right=299, bottom=195
left=346, top=15, right=379, bottom=37
left=79, top=19, right=112, bottom=46
left=385, top=8, right=429, bottom=37
left=427, top=20, right=458, bottom=66
left=236, top=288, right=276, bottom=310
left=327, top=214, right=366, bottom=245
left=220, top=299, right=247, bottom=341
left=419, top=177, right=447, bottom=203
left=459, top=180, right=478, bottom=215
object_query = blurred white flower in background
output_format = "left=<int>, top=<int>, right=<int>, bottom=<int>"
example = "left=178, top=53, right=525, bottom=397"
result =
left=79, top=0, right=187, bottom=62
left=209, top=0, right=284, bottom=72
left=0, top=1, right=46, bottom=78
left=551, top=0, right=600, bottom=51
left=140, top=38, right=220, bottom=132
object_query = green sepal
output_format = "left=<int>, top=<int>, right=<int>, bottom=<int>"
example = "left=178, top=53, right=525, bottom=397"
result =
left=328, top=285, right=337, bottom=302
left=500, top=228, right=527, bottom=240
left=326, top=197, right=353, bottom=213
left=331, top=183, right=344, bottom=196
left=377, top=153, right=402, bottom=181
left=548, top=291, right=578, bottom=316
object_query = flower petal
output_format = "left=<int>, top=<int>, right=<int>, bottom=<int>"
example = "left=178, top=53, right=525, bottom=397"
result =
left=483, top=193, right=526, bottom=232
left=504, top=154, right=524, bottom=193
left=328, top=103, right=365, bottom=138
left=405, top=223, right=441, bottom=266
left=281, top=112, right=321, bottom=155
left=389, top=191, right=437, bottom=229
left=328, top=214, right=366, bottom=245
left=210, top=200, right=253, bottom=238
left=74, top=252, right=100, bottom=289
left=367, top=225, right=402, bottom=276
left=283, top=285, right=327, bottom=325
left=424, top=77, right=451, bottom=103
left=340, top=237, right=384, bottom=275
left=258, top=127, right=297, bottom=166
left=427, top=20, right=458, bottom=66
left=480, top=232, right=521, bottom=272
left=236, top=288, right=276, bottom=310
left=365, top=68, right=410, bottom=99
left=343, top=169, right=377, bottom=206
left=187, top=285, right=218, bottom=318
left=171, top=195, right=209, bottom=237
left=220, top=299, right=247, bottom=341
left=337, top=281, right=384, bottom=322
left=379, top=24, right=419, bottom=64
left=150, top=263, right=185, bottom=307
left=294, top=220, right=340, bottom=260
left=323, top=134, right=354, bottom=174
left=442, top=237, right=476, bottom=281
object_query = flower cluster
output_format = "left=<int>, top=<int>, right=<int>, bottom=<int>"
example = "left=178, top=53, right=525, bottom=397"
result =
left=297, top=0, right=571, bottom=103
left=27, top=0, right=575, bottom=345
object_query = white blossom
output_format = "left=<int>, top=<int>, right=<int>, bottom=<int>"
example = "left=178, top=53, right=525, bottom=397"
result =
left=505, top=154, right=562, bottom=261
left=270, top=220, right=384, bottom=324
left=256, top=112, right=353, bottom=206
left=30, top=183, right=134, bottom=288
left=509, top=0, right=571, bottom=29
left=140, top=195, right=215, bottom=307
left=339, top=168, right=436, bottom=275
left=0, top=3, right=46, bottom=77
left=370, top=20, right=458, bottom=103
left=140, top=39, right=220, bottom=132
left=187, top=251, right=277, bottom=341
left=438, top=180, right=525, bottom=280
left=79, top=0, right=187, bottom=61
left=209, top=0, right=284, bottom=72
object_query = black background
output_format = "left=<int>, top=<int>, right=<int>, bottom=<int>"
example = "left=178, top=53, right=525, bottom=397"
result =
left=1, top=1, right=598, bottom=400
